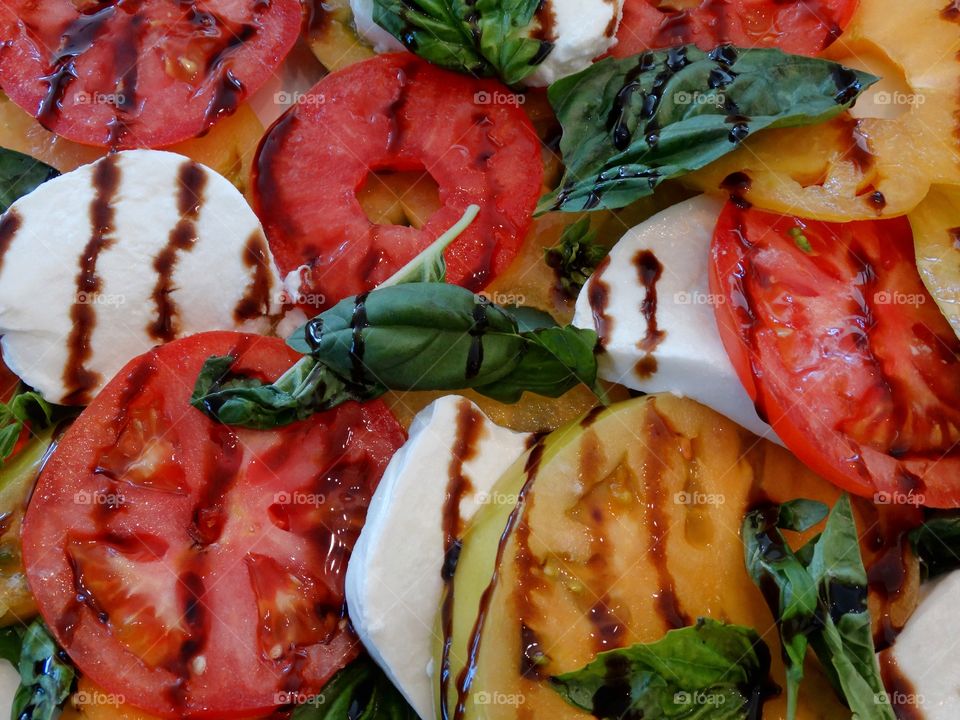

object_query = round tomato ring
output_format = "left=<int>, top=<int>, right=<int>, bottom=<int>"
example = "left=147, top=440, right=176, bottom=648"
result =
left=21, top=332, right=406, bottom=718
left=710, top=201, right=960, bottom=508
left=253, top=53, right=543, bottom=310
left=612, top=0, right=859, bottom=58
left=0, top=1, right=301, bottom=148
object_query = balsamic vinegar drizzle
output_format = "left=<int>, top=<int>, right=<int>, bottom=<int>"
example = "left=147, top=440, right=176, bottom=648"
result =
left=466, top=300, right=490, bottom=380
left=446, top=440, right=545, bottom=720
left=0, top=210, right=22, bottom=276
left=149, top=161, right=208, bottom=342
left=588, top=256, right=614, bottom=350
left=634, top=249, right=666, bottom=379
left=234, top=231, right=275, bottom=323
left=63, top=155, right=121, bottom=406
left=439, top=401, right=484, bottom=720
left=348, top=292, right=370, bottom=385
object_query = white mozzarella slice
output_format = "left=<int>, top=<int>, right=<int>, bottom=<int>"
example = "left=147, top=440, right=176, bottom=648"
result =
left=573, top=194, right=779, bottom=442
left=884, top=571, right=960, bottom=718
left=346, top=396, right=532, bottom=719
left=0, top=149, right=285, bottom=405
left=348, top=0, right=623, bottom=87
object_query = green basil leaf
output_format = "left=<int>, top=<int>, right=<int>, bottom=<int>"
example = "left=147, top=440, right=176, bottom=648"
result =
left=477, top=325, right=598, bottom=403
left=290, top=656, right=417, bottom=720
left=372, top=0, right=548, bottom=84
left=551, top=618, right=771, bottom=719
left=372, top=0, right=485, bottom=75
left=540, top=46, right=878, bottom=213
left=379, top=205, right=480, bottom=288
left=190, top=355, right=357, bottom=430
left=909, top=514, right=960, bottom=580
left=0, top=387, right=61, bottom=466
left=0, top=625, right=23, bottom=668
left=743, top=497, right=894, bottom=720
left=544, top=217, right=609, bottom=297
left=0, top=149, right=59, bottom=214
left=509, top=306, right=559, bottom=333
left=11, top=620, right=75, bottom=720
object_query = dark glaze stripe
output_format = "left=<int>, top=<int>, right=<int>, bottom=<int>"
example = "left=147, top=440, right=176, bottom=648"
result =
left=879, top=652, right=924, bottom=720
left=164, top=566, right=209, bottom=710
left=63, top=155, right=121, bottom=406
left=149, top=161, right=208, bottom=342
left=0, top=210, right=22, bottom=276
left=645, top=410, right=690, bottom=630
left=634, top=250, right=666, bottom=379
left=447, top=440, right=545, bottom=720
left=466, top=301, right=490, bottom=380
left=588, top=255, right=614, bottom=351
left=349, top=293, right=370, bottom=385
left=439, top=401, right=485, bottom=717
left=514, top=496, right=549, bottom=679
left=944, top=0, right=960, bottom=21
left=38, top=6, right=117, bottom=128
left=234, top=231, right=275, bottom=323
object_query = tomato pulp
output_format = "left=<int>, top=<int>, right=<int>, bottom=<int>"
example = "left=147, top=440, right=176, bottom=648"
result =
left=22, top=332, right=406, bottom=718
left=711, top=202, right=960, bottom=508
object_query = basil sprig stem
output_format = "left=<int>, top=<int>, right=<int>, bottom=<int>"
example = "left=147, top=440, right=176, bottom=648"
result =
left=193, top=283, right=600, bottom=429
left=541, top=45, right=877, bottom=213
left=743, top=496, right=894, bottom=720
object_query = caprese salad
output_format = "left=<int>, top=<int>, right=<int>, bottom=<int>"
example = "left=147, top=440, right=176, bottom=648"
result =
left=0, top=1, right=957, bottom=719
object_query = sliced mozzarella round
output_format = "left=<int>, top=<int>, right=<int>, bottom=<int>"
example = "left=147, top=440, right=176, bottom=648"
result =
left=347, top=0, right=623, bottom=87
left=346, top=396, right=532, bottom=720
left=884, top=571, right=960, bottom=718
left=0, top=150, right=285, bottom=405
left=573, top=194, right=779, bottom=442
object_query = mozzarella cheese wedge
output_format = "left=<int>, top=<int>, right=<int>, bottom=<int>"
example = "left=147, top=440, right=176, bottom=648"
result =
left=573, top=195, right=779, bottom=442
left=348, top=0, right=623, bottom=87
left=883, top=571, right=960, bottom=718
left=0, top=150, right=285, bottom=405
left=346, top=396, right=532, bottom=719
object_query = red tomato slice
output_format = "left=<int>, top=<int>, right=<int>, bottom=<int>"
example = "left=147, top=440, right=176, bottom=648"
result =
left=710, top=202, right=960, bottom=508
left=254, top=53, right=543, bottom=310
left=22, top=332, right=406, bottom=718
left=0, top=1, right=300, bottom=148
left=613, top=0, right=858, bottom=58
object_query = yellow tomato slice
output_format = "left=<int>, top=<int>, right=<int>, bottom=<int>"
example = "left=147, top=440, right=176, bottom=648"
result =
left=686, top=0, right=960, bottom=220
left=910, top=183, right=960, bottom=340
left=0, top=93, right=263, bottom=191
